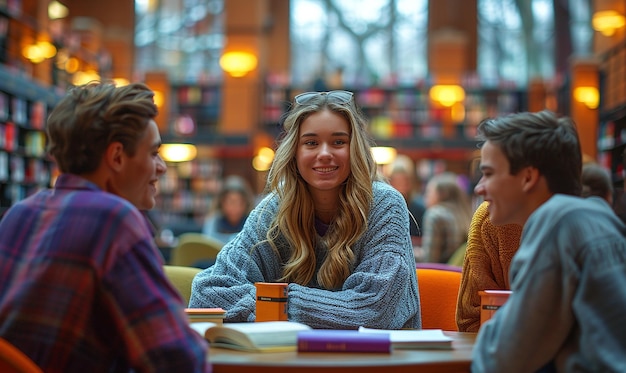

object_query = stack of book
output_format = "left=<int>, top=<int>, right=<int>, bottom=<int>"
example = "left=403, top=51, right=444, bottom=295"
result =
left=185, top=308, right=226, bottom=325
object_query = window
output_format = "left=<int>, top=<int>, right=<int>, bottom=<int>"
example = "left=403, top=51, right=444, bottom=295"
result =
left=290, top=0, right=428, bottom=87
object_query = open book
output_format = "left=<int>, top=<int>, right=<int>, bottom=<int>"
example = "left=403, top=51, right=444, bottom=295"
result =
left=190, top=321, right=312, bottom=352
left=358, top=327, right=453, bottom=350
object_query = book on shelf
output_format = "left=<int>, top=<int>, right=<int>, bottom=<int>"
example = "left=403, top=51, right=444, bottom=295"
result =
left=189, top=321, right=312, bottom=352
left=358, top=326, right=453, bottom=350
left=297, top=330, right=391, bottom=353
left=185, top=308, right=226, bottom=325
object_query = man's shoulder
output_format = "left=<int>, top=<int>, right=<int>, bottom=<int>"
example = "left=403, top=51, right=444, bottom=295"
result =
left=60, top=190, right=149, bottom=231
left=529, top=194, right=622, bottom=235
left=88, top=191, right=142, bottom=216
left=539, top=194, right=607, bottom=217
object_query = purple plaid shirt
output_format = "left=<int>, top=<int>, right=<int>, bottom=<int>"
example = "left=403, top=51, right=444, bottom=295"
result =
left=0, top=174, right=210, bottom=373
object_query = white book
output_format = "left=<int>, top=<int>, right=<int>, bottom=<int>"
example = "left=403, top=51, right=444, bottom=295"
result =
left=358, top=327, right=453, bottom=350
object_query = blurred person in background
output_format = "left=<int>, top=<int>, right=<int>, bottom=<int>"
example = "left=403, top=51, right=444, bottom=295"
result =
left=202, top=175, right=256, bottom=245
left=581, top=163, right=613, bottom=205
left=388, top=163, right=425, bottom=246
left=416, top=172, right=472, bottom=263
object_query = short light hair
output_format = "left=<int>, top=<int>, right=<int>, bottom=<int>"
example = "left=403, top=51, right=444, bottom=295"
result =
left=46, top=82, right=157, bottom=174
left=476, top=110, right=582, bottom=196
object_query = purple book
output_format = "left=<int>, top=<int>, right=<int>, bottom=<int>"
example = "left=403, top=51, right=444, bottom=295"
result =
left=297, top=330, right=391, bottom=353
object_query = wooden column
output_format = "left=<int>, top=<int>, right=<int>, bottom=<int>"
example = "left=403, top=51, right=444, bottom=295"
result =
left=266, top=0, right=291, bottom=77
left=220, top=0, right=269, bottom=135
left=63, top=0, right=134, bottom=81
left=427, top=0, right=477, bottom=72
left=527, top=78, right=547, bottom=112
left=144, top=71, right=171, bottom=134
left=427, top=0, right=477, bottom=139
left=570, top=57, right=600, bottom=160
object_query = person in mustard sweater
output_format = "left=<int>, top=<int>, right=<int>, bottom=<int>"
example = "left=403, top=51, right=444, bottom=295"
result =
left=455, top=200, right=522, bottom=332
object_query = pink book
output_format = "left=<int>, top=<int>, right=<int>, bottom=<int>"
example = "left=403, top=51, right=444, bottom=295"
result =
left=297, top=330, right=391, bottom=353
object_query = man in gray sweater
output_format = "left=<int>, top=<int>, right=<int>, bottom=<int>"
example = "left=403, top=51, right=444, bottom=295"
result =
left=471, top=110, right=626, bottom=372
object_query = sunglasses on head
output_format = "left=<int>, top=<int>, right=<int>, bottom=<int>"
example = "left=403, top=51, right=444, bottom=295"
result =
left=294, top=90, right=354, bottom=105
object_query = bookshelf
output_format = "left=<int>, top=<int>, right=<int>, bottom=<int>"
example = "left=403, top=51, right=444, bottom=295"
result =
left=261, top=82, right=525, bottom=151
left=155, top=83, right=225, bottom=231
left=0, top=64, right=60, bottom=216
left=170, top=83, right=221, bottom=137
left=155, top=155, right=223, bottom=231
left=262, top=74, right=291, bottom=138
left=598, top=40, right=626, bottom=191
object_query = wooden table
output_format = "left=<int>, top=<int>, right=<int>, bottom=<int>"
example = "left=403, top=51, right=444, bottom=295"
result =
left=209, top=332, right=476, bottom=373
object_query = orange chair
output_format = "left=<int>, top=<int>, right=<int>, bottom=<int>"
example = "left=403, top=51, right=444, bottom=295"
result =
left=0, top=338, right=42, bottom=373
left=416, top=268, right=462, bottom=331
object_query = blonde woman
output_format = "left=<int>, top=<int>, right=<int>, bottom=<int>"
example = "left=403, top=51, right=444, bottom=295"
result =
left=190, top=90, right=421, bottom=329
left=418, top=172, right=472, bottom=263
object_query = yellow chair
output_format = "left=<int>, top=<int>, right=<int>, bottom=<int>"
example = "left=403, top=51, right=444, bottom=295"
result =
left=163, top=265, right=202, bottom=305
left=416, top=268, right=462, bottom=331
left=0, top=338, right=42, bottom=373
left=447, top=242, right=467, bottom=268
left=169, top=233, right=224, bottom=268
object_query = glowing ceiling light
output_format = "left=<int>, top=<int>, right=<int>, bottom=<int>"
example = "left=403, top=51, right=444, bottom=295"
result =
left=219, top=51, right=258, bottom=77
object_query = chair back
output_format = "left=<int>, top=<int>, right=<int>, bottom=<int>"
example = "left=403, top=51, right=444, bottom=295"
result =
left=170, top=233, right=224, bottom=267
left=163, top=265, right=202, bottom=305
left=416, top=267, right=462, bottom=331
left=0, top=338, right=42, bottom=373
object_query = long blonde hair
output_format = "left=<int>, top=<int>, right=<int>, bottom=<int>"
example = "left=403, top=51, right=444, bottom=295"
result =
left=264, top=93, right=379, bottom=289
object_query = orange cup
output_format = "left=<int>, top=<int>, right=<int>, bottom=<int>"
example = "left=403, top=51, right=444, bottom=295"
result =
left=255, top=282, right=288, bottom=322
left=478, top=290, right=512, bottom=326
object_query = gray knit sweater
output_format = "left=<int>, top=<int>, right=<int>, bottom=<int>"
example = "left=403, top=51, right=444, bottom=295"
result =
left=189, top=181, right=422, bottom=329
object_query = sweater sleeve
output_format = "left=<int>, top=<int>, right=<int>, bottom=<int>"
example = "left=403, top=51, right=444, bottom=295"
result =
left=287, top=184, right=421, bottom=330
left=189, top=195, right=284, bottom=322
left=456, top=201, right=522, bottom=332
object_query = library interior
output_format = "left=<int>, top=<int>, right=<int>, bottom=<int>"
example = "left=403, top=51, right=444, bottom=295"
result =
left=0, top=0, right=625, bottom=250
